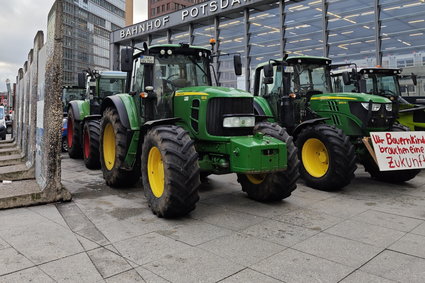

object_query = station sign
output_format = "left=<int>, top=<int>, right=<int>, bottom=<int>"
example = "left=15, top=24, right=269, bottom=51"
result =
left=113, top=0, right=274, bottom=43
left=369, top=131, right=425, bottom=171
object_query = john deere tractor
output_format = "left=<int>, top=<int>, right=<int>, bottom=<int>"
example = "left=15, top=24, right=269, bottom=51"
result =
left=331, top=66, right=425, bottom=131
left=67, top=70, right=126, bottom=169
left=98, top=43, right=299, bottom=217
left=254, top=56, right=420, bottom=190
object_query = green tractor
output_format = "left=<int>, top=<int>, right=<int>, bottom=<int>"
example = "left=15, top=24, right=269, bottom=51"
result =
left=254, top=56, right=420, bottom=190
left=67, top=70, right=127, bottom=169
left=331, top=66, right=425, bottom=131
left=98, top=43, right=300, bottom=217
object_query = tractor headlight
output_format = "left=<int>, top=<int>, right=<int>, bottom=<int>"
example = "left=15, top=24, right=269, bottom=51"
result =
left=223, top=116, right=255, bottom=128
left=361, top=102, right=382, bottom=111
left=385, top=103, right=392, bottom=112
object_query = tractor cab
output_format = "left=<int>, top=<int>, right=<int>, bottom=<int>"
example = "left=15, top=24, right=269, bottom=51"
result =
left=129, top=44, right=215, bottom=121
left=331, top=67, right=408, bottom=101
left=61, top=86, right=85, bottom=115
left=78, top=70, right=127, bottom=116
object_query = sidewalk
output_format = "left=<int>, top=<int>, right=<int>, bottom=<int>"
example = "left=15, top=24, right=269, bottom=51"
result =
left=1, top=154, right=425, bottom=282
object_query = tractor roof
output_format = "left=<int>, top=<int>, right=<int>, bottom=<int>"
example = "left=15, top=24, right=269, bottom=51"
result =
left=97, top=71, right=127, bottom=79
left=331, top=67, right=402, bottom=76
left=255, top=55, right=332, bottom=69
left=149, top=44, right=210, bottom=52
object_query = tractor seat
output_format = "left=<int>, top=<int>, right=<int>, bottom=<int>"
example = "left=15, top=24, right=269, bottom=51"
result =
left=172, top=79, right=191, bottom=88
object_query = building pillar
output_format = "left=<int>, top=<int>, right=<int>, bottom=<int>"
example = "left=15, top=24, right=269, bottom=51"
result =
left=244, top=8, right=250, bottom=92
left=322, top=0, right=329, bottom=57
left=375, top=0, right=382, bottom=66
left=279, top=0, right=286, bottom=56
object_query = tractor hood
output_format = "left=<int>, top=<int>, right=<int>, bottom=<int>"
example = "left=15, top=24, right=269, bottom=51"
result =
left=175, top=86, right=252, bottom=98
left=311, top=92, right=391, bottom=103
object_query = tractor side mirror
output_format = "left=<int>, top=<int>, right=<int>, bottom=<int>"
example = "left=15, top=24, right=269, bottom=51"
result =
left=77, top=73, right=86, bottom=88
left=263, top=77, right=274, bottom=85
left=121, top=49, right=133, bottom=73
left=263, top=63, right=274, bottom=78
left=233, top=55, right=242, bottom=76
left=412, top=73, right=417, bottom=86
left=342, top=71, right=352, bottom=85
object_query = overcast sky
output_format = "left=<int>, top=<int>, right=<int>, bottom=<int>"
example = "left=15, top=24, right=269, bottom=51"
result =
left=0, top=0, right=147, bottom=92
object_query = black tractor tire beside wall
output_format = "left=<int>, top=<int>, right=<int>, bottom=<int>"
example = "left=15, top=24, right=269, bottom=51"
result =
left=67, top=109, right=83, bottom=158
left=83, top=120, right=101, bottom=169
left=237, top=122, right=300, bottom=201
left=141, top=125, right=200, bottom=218
left=296, top=124, right=357, bottom=191
left=100, top=107, right=140, bottom=187
left=362, top=123, right=420, bottom=182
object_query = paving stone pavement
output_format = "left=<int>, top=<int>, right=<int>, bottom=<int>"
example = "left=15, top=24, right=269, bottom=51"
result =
left=0, top=153, right=425, bottom=282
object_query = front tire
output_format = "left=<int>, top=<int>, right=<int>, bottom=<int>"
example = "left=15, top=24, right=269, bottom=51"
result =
left=67, top=109, right=83, bottom=158
left=296, top=124, right=357, bottom=191
left=362, top=123, right=420, bottom=182
left=237, top=122, right=300, bottom=202
left=141, top=125, right=200, bottom=218
left=83, top=120, right=101, bottom=169
left=100, top=107, right=140, bottom=187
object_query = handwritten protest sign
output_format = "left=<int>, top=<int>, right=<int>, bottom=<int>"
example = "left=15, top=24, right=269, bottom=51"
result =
left=369, top=131, right=425, bottom=171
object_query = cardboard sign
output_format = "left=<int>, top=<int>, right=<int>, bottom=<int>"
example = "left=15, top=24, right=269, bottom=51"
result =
left=370, top=131, right=425, bottom=171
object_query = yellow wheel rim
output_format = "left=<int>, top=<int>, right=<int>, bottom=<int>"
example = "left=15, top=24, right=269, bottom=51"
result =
left=147, top=147, right=165, bottom=198
left=246, top=174, right=266, bottom=185
left=103, top=123, right=116, bottom=171
left=302, top=138, right=329, bottom=178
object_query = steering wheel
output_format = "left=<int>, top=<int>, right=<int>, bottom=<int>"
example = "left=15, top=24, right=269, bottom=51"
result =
left=379, top=89, right=396, bottom=96
left=161, top=79, right=177, bottom=92
left=166, top=74, right=180, bottom=81
left=297, top=83, right=313, bottom=94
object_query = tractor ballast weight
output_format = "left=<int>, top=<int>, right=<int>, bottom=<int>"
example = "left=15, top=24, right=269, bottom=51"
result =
left=254, top=56, right=419, bottom=190
left=98, top=43, right=300, bottom=217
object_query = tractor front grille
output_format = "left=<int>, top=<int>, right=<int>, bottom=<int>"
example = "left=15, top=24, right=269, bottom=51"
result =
left=349, top=102, right=394, bottom=129
left=206, top=97, right=254, bottom=136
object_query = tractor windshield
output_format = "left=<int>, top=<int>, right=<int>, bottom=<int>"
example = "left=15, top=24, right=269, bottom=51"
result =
left=292, top=64, right=332, bottom=96
left=152, top=53, right=210, bottom=96
left=61, top=88, right=85, bottom=112
left=98, top=78, right=126, bottom=98
left=362, top=73, right=400, bottom=97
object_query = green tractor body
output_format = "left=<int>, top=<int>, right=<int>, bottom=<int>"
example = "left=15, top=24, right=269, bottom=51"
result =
left=99, top=43, right=299, bottom=217
left=66, top=70, right=127, bottom=169
left=254, top=56, right=419, bottom=190
left=331, top=67, right=425, bottom=131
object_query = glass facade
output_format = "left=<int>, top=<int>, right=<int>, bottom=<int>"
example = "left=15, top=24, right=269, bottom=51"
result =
left=62, top=0, right=125, bottom=85
left=115, top=0, right=425, bottom=95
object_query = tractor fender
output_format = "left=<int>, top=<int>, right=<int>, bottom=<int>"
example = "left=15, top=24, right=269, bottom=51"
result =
left=141, top=118, right=181, bottom=137
left=292, top=118, right=330, bottom=139
left=68, top=101, right=83, bottom=121
left=101, top=94, right=139, bottom=130
left=253, top=97, right=274, bottom=117
left=82, top=114, right=102, bottom=122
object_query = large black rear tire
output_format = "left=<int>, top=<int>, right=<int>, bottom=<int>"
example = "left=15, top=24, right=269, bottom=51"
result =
left=362, top=123, right=420, bottom=182
left=67, top=109, right=83, bottom=159
left=296, top=124, right=357, bottom=191
left=237, top=122, right=300, bottom=202
left=141, top=125, right=200, bottom=218
left=100, top=107, right=140, bottom=187
left=83, top=120, right=101, bottom=169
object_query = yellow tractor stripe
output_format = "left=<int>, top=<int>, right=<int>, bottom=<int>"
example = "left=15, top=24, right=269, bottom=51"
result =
left=311, top=96, right=357, bottom=100
left=175, top=92, right=209, bottom=96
